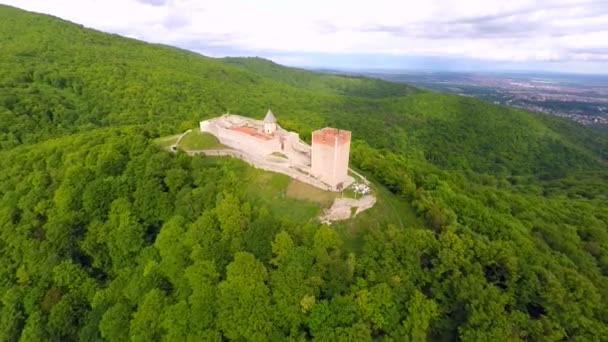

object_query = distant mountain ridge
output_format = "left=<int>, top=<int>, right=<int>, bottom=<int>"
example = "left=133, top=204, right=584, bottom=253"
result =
left=221, top=57, right=420, bottom=98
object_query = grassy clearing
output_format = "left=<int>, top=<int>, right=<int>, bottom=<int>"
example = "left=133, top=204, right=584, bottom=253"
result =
left=242, top=167, right=325, bottom=223
left=193, top=156, right=323, bottom=223
left=333, top=174, right=424, bottom=254
left=286, top=179, right=337, bottom=206
left=154, top=134, right=180, bottom=150
left=342, top=187, right=358, bottom=199
left=154, top=131, right=226, bottom=151
left=178, top=131, right=226, bottom=150
left=359, top=181, right=421, bottom=229
left=367, top=184, right=423, bottom=229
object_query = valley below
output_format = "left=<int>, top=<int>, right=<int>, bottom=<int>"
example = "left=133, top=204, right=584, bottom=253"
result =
left=344, top=70, right=608, bottom=127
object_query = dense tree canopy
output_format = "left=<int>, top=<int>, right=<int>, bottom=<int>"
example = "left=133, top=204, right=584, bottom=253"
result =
left=1, top=4, right=607, bottom=341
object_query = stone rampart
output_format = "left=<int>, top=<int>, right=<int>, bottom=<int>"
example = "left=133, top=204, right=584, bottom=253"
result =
left=198, top=116, right=354, bottom=192
left=203, top=123, right=280, bottom=156
left=187, top=149, right=334, bottom=191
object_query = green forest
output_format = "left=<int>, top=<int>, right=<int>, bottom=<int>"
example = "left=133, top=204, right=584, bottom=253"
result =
left=1, top=4, right=607, bottom=341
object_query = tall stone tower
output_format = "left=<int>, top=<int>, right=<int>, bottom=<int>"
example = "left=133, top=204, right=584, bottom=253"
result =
left=311, top=127, right=351, bottom=189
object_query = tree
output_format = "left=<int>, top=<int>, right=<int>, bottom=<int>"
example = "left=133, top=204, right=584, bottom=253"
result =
left=133, top=179, right=172, bottom=227
left=104, top=197, right=145, bottom=270
left=270, top=247, right=317, bottom=336
left=402, top=291, right=439, bottom=341
left=244, top=207, right=278, bottom=263
left=47, top=292, right=87, bottom=340
left=185, top=260, right=219, bottom=335
left=99, top=302, right=132, bottom=342
left=161, top=300, right=189, bottom=341
left=214, top=193, right=246, bottom=251
left=0, top=288, right=25, bottom=342
left=313, top=225, right=343, bottom=253
left=19, top=311, right=47, bottom=341
left=52, top=260, right=97, bottom=301
left=217, top=252, right=273, bottom=340
left=129, top=289, right=166, bottom=342
left=154, top=215, right=190, bottom=293
left=270, top=231, right=294, bottom=267
left=164, top=168, right=189, bottom=194
left=354, top=283, right=400, bottom=334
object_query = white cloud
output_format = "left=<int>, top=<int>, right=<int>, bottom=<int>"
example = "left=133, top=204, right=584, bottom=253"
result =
left=2, top=0, right=608, bottom=72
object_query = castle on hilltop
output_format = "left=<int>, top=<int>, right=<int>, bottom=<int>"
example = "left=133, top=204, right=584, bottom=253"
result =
left=199, top=110, right=352, bottom=190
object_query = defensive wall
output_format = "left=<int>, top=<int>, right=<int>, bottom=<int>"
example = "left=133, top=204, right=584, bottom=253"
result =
left=200, top=119, right=281, bottom=156
left=198, top=113, right=353, bottom=191
left=187, top=149, right=335, bottom=191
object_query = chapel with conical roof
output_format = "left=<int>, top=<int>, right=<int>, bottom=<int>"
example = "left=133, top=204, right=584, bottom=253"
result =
left=263, top=109, right=277, bottom=134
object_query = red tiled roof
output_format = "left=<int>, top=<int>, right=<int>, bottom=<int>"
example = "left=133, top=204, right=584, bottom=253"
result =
left=312, top=127, right=350, bottom=146
left=231, top=126, right=271, bottom=140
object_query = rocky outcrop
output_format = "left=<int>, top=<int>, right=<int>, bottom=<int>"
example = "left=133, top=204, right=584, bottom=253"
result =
left=319, top=195, right=377, bottom=224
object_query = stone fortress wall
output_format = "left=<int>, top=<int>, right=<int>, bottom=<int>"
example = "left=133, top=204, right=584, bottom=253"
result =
left=198, top=112, right=353, bottom=191
left=187, top=149, right=335, bottom=191
left=200, top=116, right=281, bottom=156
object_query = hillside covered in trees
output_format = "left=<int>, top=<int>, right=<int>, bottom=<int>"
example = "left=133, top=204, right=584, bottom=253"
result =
left=1, top=4, right=607, bottom=341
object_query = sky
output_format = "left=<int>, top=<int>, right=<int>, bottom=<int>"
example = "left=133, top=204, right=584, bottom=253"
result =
left=2, top=0, right=608, bottom=73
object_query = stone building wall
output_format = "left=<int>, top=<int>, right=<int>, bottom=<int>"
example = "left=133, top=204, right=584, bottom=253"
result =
left=311, top=128, right=351, bottom=188
left=201, top=121, right=280, bottom=155
left=199, top=116, right=353, bottom=192
left=311, top=143, right=333, bottom=181
left=189, top=149, right=333, bottom=191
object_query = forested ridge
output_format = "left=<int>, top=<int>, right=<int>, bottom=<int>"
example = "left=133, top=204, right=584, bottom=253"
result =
left=1, top=4, right=607, bottom=341
left=221, top=57, right=420, bottom=99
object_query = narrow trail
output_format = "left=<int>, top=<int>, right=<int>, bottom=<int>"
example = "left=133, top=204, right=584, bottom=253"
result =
left=172, top=129, right=192, bottom=147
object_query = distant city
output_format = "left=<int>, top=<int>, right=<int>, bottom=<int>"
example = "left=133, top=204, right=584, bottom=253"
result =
left=324, top=69, right=608, bottom=127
